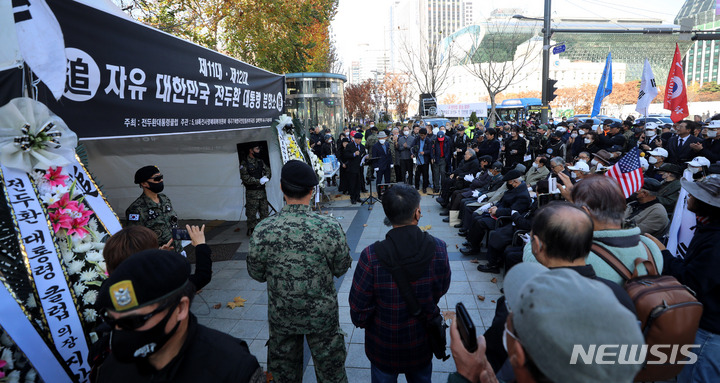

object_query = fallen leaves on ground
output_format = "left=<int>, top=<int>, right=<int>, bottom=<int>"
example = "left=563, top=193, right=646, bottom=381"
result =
left=469, top=259, right=479, bottom=264
left=443, top=311, right=456, bottom=320
left=363, top=224, right=368, bottom=227
left=477, top=295, right=486, bottom=301
left=419, top=225, right=432, bottom=232
left=233, top=296, right=248, bottom=306
left=491, top=300, right=496, bottom=303
left=227, top=302, right=236, bottom=309
left=491, top=278, right=497, bottom=284
left=213, top=303, right=222, bottom=309
left=455, top=244, right=459, bottom=249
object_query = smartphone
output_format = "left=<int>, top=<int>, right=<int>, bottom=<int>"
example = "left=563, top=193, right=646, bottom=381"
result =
left=456, top=302, right=478, bottom=352
left=171, top=228, right=191, bottom=240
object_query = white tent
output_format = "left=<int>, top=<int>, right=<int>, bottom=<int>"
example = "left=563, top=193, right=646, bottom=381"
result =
left=2, top=0, right=285, bottom=221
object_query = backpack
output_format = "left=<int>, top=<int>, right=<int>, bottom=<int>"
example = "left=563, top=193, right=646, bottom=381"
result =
left=592, top=242, right=703, bottom=382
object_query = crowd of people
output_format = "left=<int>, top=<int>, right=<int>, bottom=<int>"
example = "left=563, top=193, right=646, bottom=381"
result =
left=85, top=113, right=720, bottom=382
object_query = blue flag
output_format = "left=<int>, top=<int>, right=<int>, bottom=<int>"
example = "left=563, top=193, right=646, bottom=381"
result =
left=591, top=52, right=613, bottom=117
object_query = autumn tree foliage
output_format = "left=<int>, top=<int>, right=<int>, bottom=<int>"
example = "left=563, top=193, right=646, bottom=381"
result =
left=120, top=0, right=340, bottom=74
left=440, top=93, right=460, bottom=105
left=382, top=73, right=412, bottom=121
left=550, top=83, right=597, bottom=115
left=344, top=80, right=374, bottom=122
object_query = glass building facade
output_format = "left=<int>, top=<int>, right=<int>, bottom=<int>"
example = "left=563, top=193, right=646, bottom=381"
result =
left=676, top=0, right=718, bottom=85
left=285, top=73, right=346, bottom=136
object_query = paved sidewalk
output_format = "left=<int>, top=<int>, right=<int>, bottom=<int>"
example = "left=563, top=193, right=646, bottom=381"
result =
left=190, top=189, right=504, bottom=382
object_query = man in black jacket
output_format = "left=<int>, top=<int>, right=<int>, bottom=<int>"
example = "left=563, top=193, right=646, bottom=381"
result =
left=92, top=250, right=263, bottom=383
left=437, top=150, right=480, bottom=206
left=597, top=121, right=627, bottom=150
left=668, top=120, right=703, bottom=165
left=475, top=128, right=501, bottom=163
left=453, top=126, right=471, bottom=169
left=459, top=170, right=531, bottom=255
left=344, top=132, right=367, bottom=204
left=662, top=175, right=720, bottom=382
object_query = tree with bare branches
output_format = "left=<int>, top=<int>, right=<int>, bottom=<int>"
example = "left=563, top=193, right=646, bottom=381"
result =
left=398, top=32, right=453, bottom=101
left=455, top=21, right=541, bottom=127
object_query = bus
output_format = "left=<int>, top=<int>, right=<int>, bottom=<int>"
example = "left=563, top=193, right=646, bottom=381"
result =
left=487, top=98, right=544, bottom=125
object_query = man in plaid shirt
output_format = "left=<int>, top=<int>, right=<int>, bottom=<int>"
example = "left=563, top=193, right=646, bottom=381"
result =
left=349, top=184, right=451, bottom=382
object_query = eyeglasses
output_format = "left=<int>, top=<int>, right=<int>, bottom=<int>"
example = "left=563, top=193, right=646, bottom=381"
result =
left=102, top=301, right=176, bottom=331
left=149, top=174, right=163, bottom=182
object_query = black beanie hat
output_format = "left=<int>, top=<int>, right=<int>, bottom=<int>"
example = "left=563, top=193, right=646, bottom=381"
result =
left=281, top=160, right=319, bottom=188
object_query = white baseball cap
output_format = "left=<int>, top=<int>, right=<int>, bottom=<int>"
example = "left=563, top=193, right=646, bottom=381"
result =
left=708, top=120, right=720, bottom=129
left=567, top=161, right=590, bottom=173
left=648, top=147, right=668, bottom=158
left=686, top=156, right=711, bottom=167
left=644, top=122, right=658, bottom=131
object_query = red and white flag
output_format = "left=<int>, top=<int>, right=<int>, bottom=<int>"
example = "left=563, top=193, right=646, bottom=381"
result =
left=664, top=44, right=689, bottom=123
left=605, top=147, right=644, bottom=198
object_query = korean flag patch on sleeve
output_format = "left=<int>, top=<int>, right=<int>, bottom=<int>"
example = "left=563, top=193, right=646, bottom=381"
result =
left=128, top=213, right=140, bottom=221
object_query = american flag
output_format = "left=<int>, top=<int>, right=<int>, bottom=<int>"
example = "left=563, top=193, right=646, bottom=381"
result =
left=605, top=147, right=644, bottom=198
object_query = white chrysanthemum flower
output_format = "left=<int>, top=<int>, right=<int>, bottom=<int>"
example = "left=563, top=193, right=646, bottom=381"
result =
left=96, top=261, right=107, bottom=275
left=52, top=184, right=69, bottom=195
left=0, top=331, right=13, bottom=347
left=88, top=217, right=99, bottom=231
left=79, top=269, right=99, bottom=283
left=24, top=368, right=36, bottom=383
left=86, top=250, right=104, bottom=263
left=83, top=290, right=98, bottom=305
left=1, top=346, right=15, bottom=368
left=73, top=283, right=87, bottom=296
left=26, top=294, right=37, bottom=309
left=73, top=241, right=93, bottom=254
left=60, top=244, right=75, bottom=264
left=7, top=370, right=20, bottom=383
left=67, top=260, right=84, bottom=275
left=92, top=241, right=106, bottom=250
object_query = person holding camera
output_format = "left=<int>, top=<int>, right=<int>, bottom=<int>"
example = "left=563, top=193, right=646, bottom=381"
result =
left=126, top=165, right=182, bottom=253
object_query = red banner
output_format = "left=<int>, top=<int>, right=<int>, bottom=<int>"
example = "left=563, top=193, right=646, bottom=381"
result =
left=663, top=44, right=689, bottom=123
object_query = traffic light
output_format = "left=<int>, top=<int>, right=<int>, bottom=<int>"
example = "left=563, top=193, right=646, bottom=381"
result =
left=547, top=79, right=558, bottom=103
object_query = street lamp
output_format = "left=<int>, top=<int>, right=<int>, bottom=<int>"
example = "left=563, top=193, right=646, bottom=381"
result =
left=513, top=0, right=552, bottom=124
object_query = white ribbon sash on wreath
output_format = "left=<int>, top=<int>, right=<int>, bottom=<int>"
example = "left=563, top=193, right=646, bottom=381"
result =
left=66, top=156, right=123, bottom=235
left=0, top=164, right=91, bottom=382
left=0, top=284, right=73, bottom=383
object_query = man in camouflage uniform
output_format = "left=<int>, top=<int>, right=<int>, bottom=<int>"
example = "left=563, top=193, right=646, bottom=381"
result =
left=248, top=160, right=352, bottom=383
left=125, top=165, right=182, bottom=253
left=240, top=145, right=271, bottom=236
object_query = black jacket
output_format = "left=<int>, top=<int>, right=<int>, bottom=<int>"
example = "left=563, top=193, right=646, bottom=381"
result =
left=494, top=182, right=532, bottom=217
left=504, top=137, right=527, bottom=167
left=476, top=139, right=501, bottom=162
left=597, top=131, right=627, bottom=150
left=667, top=134, right=702, bottom=165
left=343, top=141, right=366, bottom=173
left=453, top=157, right=479, bottom=178
left=663, top=221, right=720, bottom=334
left=94, top=314, right=262, bottom=383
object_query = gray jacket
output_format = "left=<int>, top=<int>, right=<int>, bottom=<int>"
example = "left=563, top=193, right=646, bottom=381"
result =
left=397, top=135, right=416, bottom=160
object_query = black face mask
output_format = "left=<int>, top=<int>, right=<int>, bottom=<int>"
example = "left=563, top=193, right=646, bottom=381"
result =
left=146, top=181, right=164, bottom=194
left=506, top=181, right=515, bottom=190
left=110, top=303, right=180, bottom=363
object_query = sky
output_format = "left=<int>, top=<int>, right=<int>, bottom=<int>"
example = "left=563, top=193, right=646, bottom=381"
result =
left=332, top=0, right=686, bottom=67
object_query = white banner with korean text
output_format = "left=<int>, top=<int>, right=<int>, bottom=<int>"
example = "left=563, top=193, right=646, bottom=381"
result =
left=1, top=164, right=91, bottom=382
left=437, top=103, right=488, bottom=118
